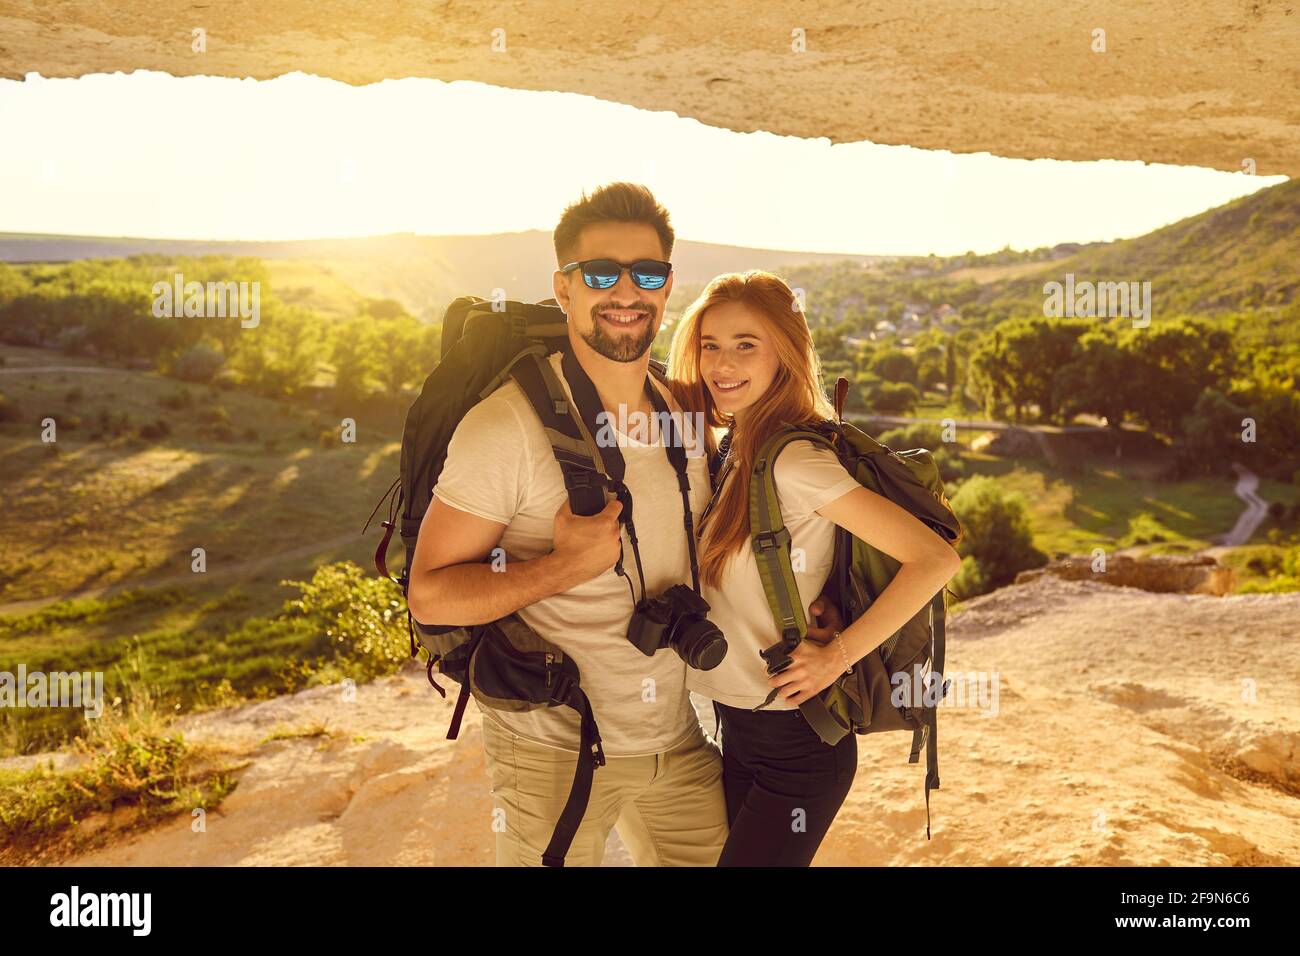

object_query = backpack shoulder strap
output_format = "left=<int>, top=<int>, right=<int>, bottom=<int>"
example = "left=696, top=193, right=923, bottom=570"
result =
left=749, top=426, right=839, bottom=646
left=749, top=425, right=856, bottom=744
left=508, top=350, right=612, bottom=517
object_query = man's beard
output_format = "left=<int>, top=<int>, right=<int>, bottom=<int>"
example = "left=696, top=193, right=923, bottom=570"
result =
left=581, top=302, right=659, bottom=363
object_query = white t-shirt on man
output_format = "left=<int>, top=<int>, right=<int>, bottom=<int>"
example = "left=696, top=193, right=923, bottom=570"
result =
left=686, top=439, right=860, bottom=710
left=431, top=349, right=711, bottom=756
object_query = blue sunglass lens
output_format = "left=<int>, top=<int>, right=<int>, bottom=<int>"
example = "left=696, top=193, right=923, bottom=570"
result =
left=579, top=260, right=669, bottom=290
left=631, top=263, right=669, bottom=289
left=582, top=261, right=622, bottom=289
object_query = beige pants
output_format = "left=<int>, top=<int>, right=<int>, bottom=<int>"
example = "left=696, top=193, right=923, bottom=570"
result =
left=481, top=713, right=729, bottom=867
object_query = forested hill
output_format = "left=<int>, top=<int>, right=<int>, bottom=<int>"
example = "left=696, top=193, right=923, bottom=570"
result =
left=0, top=231, right=881, bottom=322
left=991, top=177, right=1299, bottom=315
left=770, top=178, right=1296, bottom=333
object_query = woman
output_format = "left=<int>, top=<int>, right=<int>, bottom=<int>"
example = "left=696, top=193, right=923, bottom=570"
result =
left=666, top=270, right=961, bottom=866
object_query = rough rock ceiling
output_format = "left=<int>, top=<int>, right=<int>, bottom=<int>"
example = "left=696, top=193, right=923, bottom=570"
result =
left=1, top=1, right=1297, bottom=176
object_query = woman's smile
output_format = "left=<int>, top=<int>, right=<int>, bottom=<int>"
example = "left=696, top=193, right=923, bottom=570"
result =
left=712, top=378, right=749, bottom=393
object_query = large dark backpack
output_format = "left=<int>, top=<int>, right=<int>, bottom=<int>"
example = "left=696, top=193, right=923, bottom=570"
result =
left=365, top=295, right=681, bottom=867
left=725, top=379, right=964, bottom=839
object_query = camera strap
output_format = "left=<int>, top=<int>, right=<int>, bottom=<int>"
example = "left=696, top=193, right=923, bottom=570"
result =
left=699, top=431, right=736, bottom=531
left=560, top=345, right=701, bottom=598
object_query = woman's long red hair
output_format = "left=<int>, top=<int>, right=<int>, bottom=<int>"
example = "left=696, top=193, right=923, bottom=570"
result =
left=667, top=270, right=836, bottom=590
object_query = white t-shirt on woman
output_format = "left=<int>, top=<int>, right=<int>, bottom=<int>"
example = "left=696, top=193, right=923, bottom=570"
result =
left=686, top=439, right=861, bottom=710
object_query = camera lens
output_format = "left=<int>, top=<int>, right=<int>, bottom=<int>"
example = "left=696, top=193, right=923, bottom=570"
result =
left=674, top=617, right=727, bottom=671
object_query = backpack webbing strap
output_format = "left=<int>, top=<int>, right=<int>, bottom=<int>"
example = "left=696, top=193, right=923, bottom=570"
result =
left=512, top=350, right=650, bottom=595
left=461, top=305, right=568, bottom=353
left=541, top=687, right=605, bottom=868
left=798, top=692, right=853, bottom=745
left=930, top=586, right=947, bottom=678
left=924, top=589, right=946, bottom=838
left=922, top=706, right=938, bottom=839
left=750, top=429, right=832, bottom=640
left=365, top=478, right=402, bottom=583
left=906, top=590, right=947, bottom=838
left=447, top=678, right=472, bottom=739
left=557, top=344, right=699, bottom=594
left=747, top=427, right=859, bottom=744
left=509, top=353, right=613, bottom=517
left=642, top=368, right=702, bottom=592
left=748, top=428, right=838, bottom=711
left=477, top=343, right=551, bottom=409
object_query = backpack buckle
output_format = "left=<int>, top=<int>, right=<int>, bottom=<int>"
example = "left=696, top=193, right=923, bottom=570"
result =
left=549, top=670, right=575, bottom=706
left=564, top=469, right=603, bottom=493
left=752, top=527, right=792, bottom=553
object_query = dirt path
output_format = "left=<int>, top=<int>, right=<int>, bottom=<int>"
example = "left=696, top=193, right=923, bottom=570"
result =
left=1219, top=462, right=1270, bottom=547
left=54, top=575, right=1300, bottom=867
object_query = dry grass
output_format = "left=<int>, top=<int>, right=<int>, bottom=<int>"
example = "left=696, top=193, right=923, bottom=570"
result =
left=0, top=650, right=246, bottom=865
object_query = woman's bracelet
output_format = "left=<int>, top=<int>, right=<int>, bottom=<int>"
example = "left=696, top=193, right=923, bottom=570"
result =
left=833, top=630, right=853, bottom=674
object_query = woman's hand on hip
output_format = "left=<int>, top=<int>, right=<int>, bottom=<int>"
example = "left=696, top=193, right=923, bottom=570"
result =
left=767, top=628, right=845, bottom=704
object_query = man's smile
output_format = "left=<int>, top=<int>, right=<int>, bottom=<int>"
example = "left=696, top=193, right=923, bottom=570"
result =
left=600, top=309, right=649, bottom=327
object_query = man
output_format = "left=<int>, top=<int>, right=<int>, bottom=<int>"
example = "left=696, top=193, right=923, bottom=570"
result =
left=407, top=182, right=729, bottom=866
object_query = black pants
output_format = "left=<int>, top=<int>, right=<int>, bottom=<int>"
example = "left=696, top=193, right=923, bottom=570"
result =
left=713, top=700, right=857, bottom=866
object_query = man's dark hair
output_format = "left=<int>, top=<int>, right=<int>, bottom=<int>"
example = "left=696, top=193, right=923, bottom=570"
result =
left=553, top=182, right=675, bottom=265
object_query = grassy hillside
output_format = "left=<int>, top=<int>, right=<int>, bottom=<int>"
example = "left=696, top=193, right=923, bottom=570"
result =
left=0, top=343, right=409, bottom=753
left=0, top=345, right=403, bottom=605
left=983, top=177, right=1300, bottom=316
left=765, top=179, right=1298, bottom=334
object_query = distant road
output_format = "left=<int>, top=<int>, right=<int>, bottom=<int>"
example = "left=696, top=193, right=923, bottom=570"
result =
left=1219, top=463, right=1269, bottom=547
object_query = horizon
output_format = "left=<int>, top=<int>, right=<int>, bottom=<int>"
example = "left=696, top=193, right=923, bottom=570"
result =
left=0, top=71, right=1285, bottom=257
left=0, top=176, right=1273, bottom=262
left=0, top=225, right=874, bottom=257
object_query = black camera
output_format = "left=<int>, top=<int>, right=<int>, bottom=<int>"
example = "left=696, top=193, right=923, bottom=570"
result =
left=627, top=583, right=727, bottom=671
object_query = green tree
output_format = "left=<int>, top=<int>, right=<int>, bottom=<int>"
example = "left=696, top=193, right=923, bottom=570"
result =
left=228, top=303, right=323, bottom=397
left=812, top=326, right=847, bottom=363
left=371, top=317, right=440, bottom=399
left=872, top=381, right=920, bottom=415
left=1122, top=317, right=1235, bottom=439
left=948, top=475, right=1048, bottom=597
left=1054, top=328, right=1140, bottom=440
left=330, top=316, right=377, bottom=405
left=870, top=348, right=918, bottom=385
left=968, top=317, right=1089, bottom=423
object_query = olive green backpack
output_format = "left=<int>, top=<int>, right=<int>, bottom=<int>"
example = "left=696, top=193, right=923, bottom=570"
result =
left=735, top=379, right=963, bottom=838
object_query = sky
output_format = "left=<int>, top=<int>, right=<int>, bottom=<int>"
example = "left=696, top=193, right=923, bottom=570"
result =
left=0, top=70, right=1285, bottom=256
